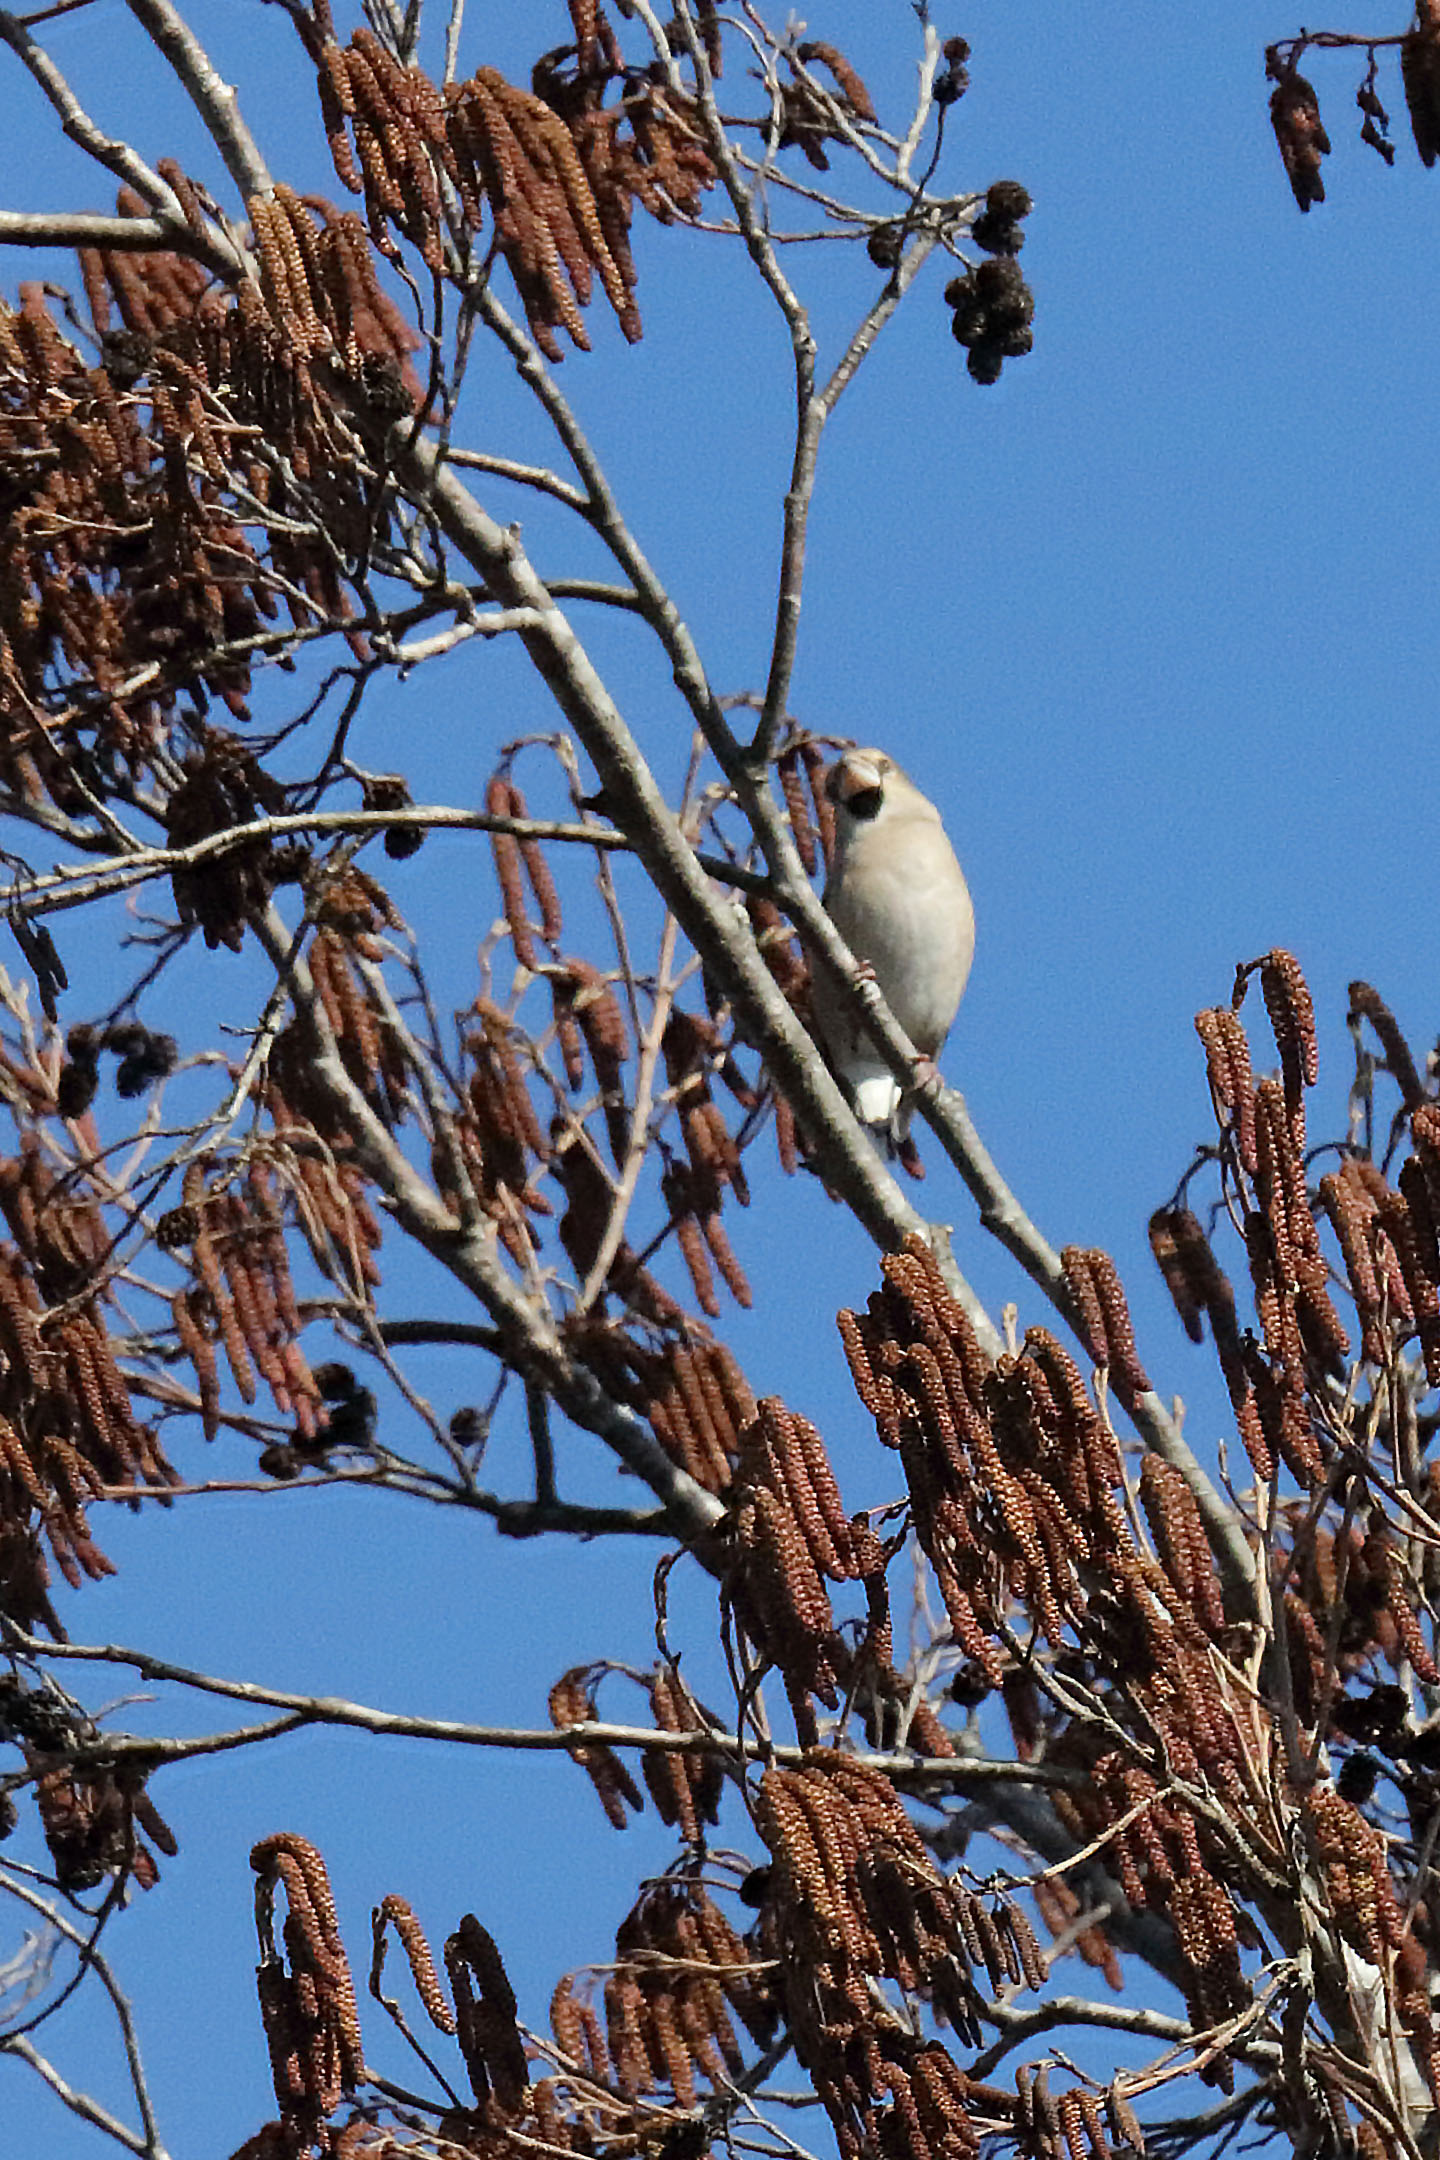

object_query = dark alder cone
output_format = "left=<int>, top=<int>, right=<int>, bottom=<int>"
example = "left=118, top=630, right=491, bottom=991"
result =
left=948, top=258, right=1034, bottom=380
left=359, top=351, right=415, bottom=416
left=966, top=340, right=1005, bottom=385
left=155, top=1205, right=199, bottom=1250
left=738, top=1863, right=771, bottom=1907
left=986, top=178, right=1033, bottom=220
left=312, top=1361, right=362, bottom=1403
left=55, top=1058, right=99, bottom=1119
left=1270, top=69, right=1331, bottom=210
left=450, top=1405, right=488, bottom=1455
left=975, top=256, right=1033, bottom=332
left=115, top=1032, right=178, bottom=1097
left=934, top=34, right=969, bottom=104
left=103, top=1021, right=149, bottom=1058
left=970, top=178, right=1032, bottom=255
left=1401, top=17, right=1440, bottom=168
left=866, top=222, right=903, bottom=268
left=364, top=773, right=424, bottom=858
left=1337, top=1752, right=1380, bottom=1804
left=100, top=327, right=151, bottom=387
left=946, top=272, right=987, bottom=341
left=269, top=842, right=312, bottom=885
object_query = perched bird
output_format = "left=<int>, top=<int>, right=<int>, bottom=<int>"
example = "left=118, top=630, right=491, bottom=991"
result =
left=809, top=748, right=974, bottom=1147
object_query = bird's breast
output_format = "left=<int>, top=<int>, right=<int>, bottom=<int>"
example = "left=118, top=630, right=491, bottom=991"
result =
left=825, top=829, right=974, bottom=1053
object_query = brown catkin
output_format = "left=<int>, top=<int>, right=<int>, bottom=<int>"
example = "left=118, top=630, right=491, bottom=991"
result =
left=486, top=774, right=538, bottom=969
left=1260, top=947, right=1319, bottom=1100
left=1349, top=980, right=1426, bottom=1109
left=374, top=1894, right=456, bottom=2032
left=1194, top=1006, right=1258, bottom=1173
left=548, top=1668, right=643, bottom=1828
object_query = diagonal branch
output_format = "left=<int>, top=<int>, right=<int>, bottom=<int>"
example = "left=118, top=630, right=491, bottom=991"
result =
left=119, top=0, right=273, bottom=202
left=0, top=9, right=184, bottom=213
left=252, top=901, right=728, bottom=1540
left=0, top=2038, right=166, bottom=2160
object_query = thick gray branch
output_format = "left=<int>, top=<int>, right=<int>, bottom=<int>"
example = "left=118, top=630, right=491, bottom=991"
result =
left=120, top=0, right=273, bottom=202
left=401, top=431, right=997, bottom=1332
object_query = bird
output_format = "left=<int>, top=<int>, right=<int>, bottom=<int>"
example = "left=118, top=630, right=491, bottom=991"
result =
left=808, top=747, right=974, bottom=1149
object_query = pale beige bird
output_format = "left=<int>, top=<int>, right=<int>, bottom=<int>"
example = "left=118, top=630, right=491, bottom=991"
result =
left=809, top=748, right=974, bottom=1147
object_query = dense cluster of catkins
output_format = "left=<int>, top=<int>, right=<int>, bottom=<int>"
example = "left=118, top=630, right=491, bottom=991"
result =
left=0, top=1134, right=176, bottom=1633
left=0, top=184, right=415, bottom=818
left=289, top=0, right=738, bottom=356
left=212, top=930, right=1440, bottom=2160
left=556, top=1874, right=775, bottom=2104
left=159, top=1158, right=326, bottom=1442
left=237, top=1840, right=782, bottom=2159
left=752, top=1753, right=1039, bottom=2160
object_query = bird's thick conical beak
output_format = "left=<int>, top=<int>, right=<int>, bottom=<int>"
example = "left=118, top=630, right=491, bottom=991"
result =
left=826, top=752, right=884, bottom=806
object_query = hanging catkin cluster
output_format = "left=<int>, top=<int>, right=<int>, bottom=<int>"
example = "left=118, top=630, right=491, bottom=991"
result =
left=552, top=1874, right=775, bottom=2107
left=161, top=1157, right=326, bottom=1444
left=561, top=1319, right=756, bottom=1494
left=659, top=1009, right=752, bottom=1316
left=750, top=1752, right=1031, bottom=2160
left=1142, top=947, right=1440, bottom=2101
left=1, top=168, right=420, bottom=809
left=1161, top=953, right=1440, bottom=1493
left=727, top=1397, right=900, bottom=1743
left=303, top=11, right=668, bottom=355
left=251, top=1834, right=368, bottom=2140
left=239, top=1851, right=778, bottom=2158
left=164, top=736, right=292, bottom=952
left=260, top=1069, right=384, bottom=1305
left=1266, top=7, right=1440, bottom=207
left=0, top=280, right=270, bottom=791
left=547, top=1659, right=724, bottom=1841
left=840, top=1243, right=1134, bottom=1676
left=446, top=999, right=552, bottom=1267
left=834, top=1234, right=1287, bottom=2079
left=27, top=1750, right=178, bottom=1893
left=0, top=1131, right=177, bottom=1630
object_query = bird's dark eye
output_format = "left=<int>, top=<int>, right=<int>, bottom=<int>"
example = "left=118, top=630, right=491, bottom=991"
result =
left=846, top=785, right=884, bottom=821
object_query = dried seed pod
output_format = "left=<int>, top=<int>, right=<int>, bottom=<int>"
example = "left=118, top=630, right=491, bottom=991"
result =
left=446, top=1913, right=529, bottom=2113
left=1402, top=9, right=1440, bottom=168
left=1269, top=64, right=1330, bottom=210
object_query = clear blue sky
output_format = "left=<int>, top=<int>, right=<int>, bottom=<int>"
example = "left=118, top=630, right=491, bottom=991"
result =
left=3, top=1, right=1438, bottom=2151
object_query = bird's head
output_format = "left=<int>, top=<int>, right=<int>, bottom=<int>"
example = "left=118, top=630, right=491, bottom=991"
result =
left=824, top=748, right=891, bottom=823
left=825, top=748, right=932, bottom=831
